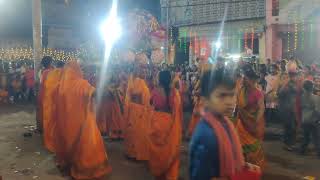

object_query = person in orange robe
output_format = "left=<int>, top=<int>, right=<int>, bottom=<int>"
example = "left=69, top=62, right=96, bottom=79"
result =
left=97, top=75, right=125, bottom=139
left=108, top=83, right=125, bottom=139
left=149, top=70, right=182, bottom=180
left=0, top=88, right=8, bottom=103
left=42, top=61, right=64, bottom=153
left=37, top=56, right=54, bottom=132
left=124, top=66, right=151, bottom=161
left=55, top=61, right=112, bottom=179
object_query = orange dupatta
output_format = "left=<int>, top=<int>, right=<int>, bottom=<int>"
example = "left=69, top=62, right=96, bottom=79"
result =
left=55, top=61, right=111, bottom=179
left=148, top=89, right=182, bottom=179
left=124, top=75, right=151, bottom=160
left=201, top=110, right=245, bottom=178
left=43, top=68, right=63, bottom=152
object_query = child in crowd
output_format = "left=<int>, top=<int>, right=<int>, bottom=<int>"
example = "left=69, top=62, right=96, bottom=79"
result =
left=189, top=69, right=260, bottom=180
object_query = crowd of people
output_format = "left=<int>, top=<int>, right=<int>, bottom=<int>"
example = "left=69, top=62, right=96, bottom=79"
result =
left=0, top=60, right=36, bottom=103
left=0, top=55, right=320, bottom=180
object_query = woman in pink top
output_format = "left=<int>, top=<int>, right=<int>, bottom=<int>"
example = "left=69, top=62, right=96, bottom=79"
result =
left=151, top=70, right=171, bottom=112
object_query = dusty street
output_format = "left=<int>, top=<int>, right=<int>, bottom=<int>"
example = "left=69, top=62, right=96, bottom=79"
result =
left=0, top=105, right=319, bottom=180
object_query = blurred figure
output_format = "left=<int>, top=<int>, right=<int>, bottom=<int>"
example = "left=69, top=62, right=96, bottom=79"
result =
left=124, top=65, right=151, bottom=161
left=149, top=70, right=182, bottom=180
left=299, top=80, right=320, bottom=158
left=55, top=61, right=112, bottom=179
left=10, top=75, right=23, bottom=103
left=24, top=63, right=35, bottom=102
left=37, top=56, right=54, bottom=132
left=265, top=64, right=280, bottom=124
left=278, top=71, right=300, bottom=151
left=42, top=61, right=64, bottom=152
left=236, top=64, right=265, bottom=169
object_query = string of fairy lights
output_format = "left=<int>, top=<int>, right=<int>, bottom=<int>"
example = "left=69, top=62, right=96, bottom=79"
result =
left=0, top=47, right=83, bottom=62
left=178, top=26, right=260, bottom=54
left=287, top=6, right=318, bottom=55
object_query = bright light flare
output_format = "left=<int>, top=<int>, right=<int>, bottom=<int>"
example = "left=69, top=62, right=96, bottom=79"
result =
left=215, top=41, right=222, bottom=49
left=100, top=16, right=122, bottom=44
left=97, top=0, right=121, bottom=108
left=230, top=54, right=241, bottom=61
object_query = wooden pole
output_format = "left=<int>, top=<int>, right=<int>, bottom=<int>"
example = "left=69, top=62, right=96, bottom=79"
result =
left=33, top=0, right=42, bottom=131
left=33, top=0, right=42, bottom=81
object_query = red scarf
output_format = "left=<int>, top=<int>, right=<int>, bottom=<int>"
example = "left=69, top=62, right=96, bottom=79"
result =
left=201, top=110, right=245, bottom=177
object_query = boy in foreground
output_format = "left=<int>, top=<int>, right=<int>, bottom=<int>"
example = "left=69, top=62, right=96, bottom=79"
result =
left=189, top=69, right=261, bottom=180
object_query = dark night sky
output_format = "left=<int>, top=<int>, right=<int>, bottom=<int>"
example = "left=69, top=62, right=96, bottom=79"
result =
left=0, top=0, right=32, bottom=37
left=0, top=0, right=160, bottom=38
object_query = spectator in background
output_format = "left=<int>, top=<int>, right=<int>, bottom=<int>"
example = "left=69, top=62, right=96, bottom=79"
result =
left=25, top=63, right=35, bottom=102
left=258, top=72, right=267, bottom=92
left=286, top=57, right=298, bottom=73
left=299, top=80, right=320, bottom=158
left=266, top=59, right=271, bottom=74
left=10, top=75, right=23, bottom=103
left=265, top=64, right=280, bottom=124
left=278, top=71, right=300, bottom=151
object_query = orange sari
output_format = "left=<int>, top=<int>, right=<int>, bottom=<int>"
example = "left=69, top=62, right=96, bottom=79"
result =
left=149, top=89, right=182, bottom=180
left=43, top=68, right=63, bottom=152
left=37, top=68, right=52, bottom=132
left=55, top=61, right=111, bottom=179
left=236, top=87, right=265, bottom=169
left=124, top=75, right=151, bottom=160
left=97, top=87, right=125, bottom=139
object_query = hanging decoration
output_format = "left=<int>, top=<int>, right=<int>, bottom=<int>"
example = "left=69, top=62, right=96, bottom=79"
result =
left=238, top=31, right=242, bottom=51
left=194, top=34, right=199, bottom=56
left=0, top=47, right=80, bottom=62
left=294, top=11, right=298, bottom=51
left=287, top=11, right=291, bottom=53
left=189, top=31, right=193, bottom=65
left=301, top=19, right=304, bottom=50
left=126, top=9, right=163, bottom=53
left=244, top=30, right=248, bottom=49
left=251, top=28, right=254, bottom=50
left=310, top=18, right=314, bottom=48
left=151, top=49, right=164, bottom=64
left=184, top=30, right=187, bottom=54
left=170, top=27, right=173, bottom=44
left=189, top=31, right=193, bottom=50
left=226, top=32, right=229, bottom=50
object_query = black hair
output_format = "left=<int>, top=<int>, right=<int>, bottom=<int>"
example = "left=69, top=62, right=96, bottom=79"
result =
left=41, top=56, right=53, bottom=69
left=242, top=64, right=259, bottom=80
left=270, top=64, right=279, bottom=70
left=158, top=70, right=171, bottom=99
left=56, top=61, right=65, bottom=68
left=303, top=80, right=314, bottom=93
left=200, top=69, right=236, bottom=98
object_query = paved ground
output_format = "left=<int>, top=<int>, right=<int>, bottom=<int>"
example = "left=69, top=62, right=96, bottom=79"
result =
left=0, top=104, right=319, bottom=180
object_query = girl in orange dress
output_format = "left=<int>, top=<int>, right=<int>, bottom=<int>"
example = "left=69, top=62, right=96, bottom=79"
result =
left=236, top=64, right=265, bottom=169
left=149, top=70, right=182, bottom=180
left=55, top=61, right=112, bottom=179
left=124, top=66, right=151, bottom=161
